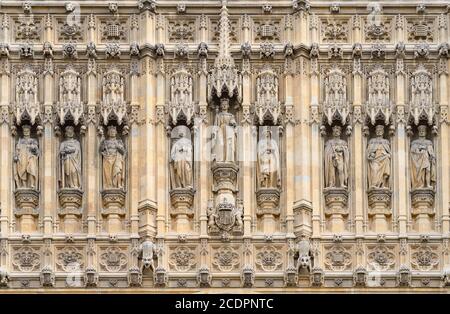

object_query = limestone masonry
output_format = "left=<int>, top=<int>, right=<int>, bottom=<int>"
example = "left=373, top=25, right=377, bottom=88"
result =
left=0, top=0, right=449, bottom=291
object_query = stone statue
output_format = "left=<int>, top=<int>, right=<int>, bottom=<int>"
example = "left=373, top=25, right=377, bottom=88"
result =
left=139, top=240, right=157, bottom=272
left=59, top=126, right=82, bottom=189
left=324, top=125, right=349, bottom=188
left=14, top=125, right=39, bottom=189
left=211, top=98, right=237, bottom=163
left=169, top=126, right=193, bottom=189
left=296, top=238, right=312, bottom=273
left=367, top=125, right=391, bottom=189
left=257, top=128, right=281, bottom=189
left=410, top=125, right=436, bottom=189
left=100, top=126, right=126, bottom=189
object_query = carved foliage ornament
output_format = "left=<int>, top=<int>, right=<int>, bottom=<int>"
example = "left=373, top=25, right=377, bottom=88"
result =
left=323, top=66, right=349, bottom=126
left=169, top=246, right=196, bottom=272
left=168, top=67, right=194, bottom=125
left=12, top=246, right=40, bottom=272
left=56, top=246, right=84, bottom=272
left=212, top=246, right=240, bottom=272
left=99, top=247, right=127, bottom=272
left=366, top=66, right=392, bottom=125
left=58, top=66, right=83, bottom=125
left=256, top=245, right=283, bottom=272
left=411, top=245, right=439, bottom=271
left=325, top=245, right=352, bottom=271
left=101, top=68, right=127, bottom=125
left=255, top=67, right=281, bottom=125
left=410, top=65, right=434, bottom=126
left=367, top=245, right=395, bottom=271
left=15, top=67, right=40, bottom=125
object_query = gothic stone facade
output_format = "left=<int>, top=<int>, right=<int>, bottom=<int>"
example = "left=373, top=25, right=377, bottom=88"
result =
left=0, top=0, right=449, bottom=292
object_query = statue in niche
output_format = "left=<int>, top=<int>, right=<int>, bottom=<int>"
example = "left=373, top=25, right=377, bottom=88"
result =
left=324, top=125, right=349, bottom=188
left=211, top=98, right=237, bottom=163
left=59, top=126, right=82, bottom=189
left=169, top=126, right=193, bottom=189
left=367, top=125, right=391, bottom=189
left=13, top=125, right=39, bottom=189
left=410, top=125, right=436, bottom=189
left=100, top=125, right=126, bottom=189
left=257, top=127, right=281, bottom=189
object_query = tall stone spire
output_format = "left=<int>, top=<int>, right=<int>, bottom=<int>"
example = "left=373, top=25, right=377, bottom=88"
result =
left=208, top=0, right=241, bottom=102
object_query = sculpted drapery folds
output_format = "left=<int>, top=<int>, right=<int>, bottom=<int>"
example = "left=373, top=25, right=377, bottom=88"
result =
left=324, top=125, right=349, bottom=188
left=170, top=126, right=193, bottom=189
left=100, top=126, right=126, bottom=189
left=211, top=98, right=237, bottom=163
left=367, top=125, right=391, bottom=189
left=59, top=126, right=82, bottom=189
left=14, top=125, right=39, bottom=189
left=410, top=125, right=436, bottom=190
left=257, top=128, right=281, bottom=189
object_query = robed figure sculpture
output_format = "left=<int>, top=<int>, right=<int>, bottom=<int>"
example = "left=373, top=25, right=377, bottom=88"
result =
left=410, top=125, right=436, bottom=189
left=367, top=125, right=391, bottom=189
left=324, top=125, right=349, bottom=188
left=170, top=126, right=193, bottom=189
left=257, top=128, right=281, bottom=189
left=100, top=126, right=126, bottom=189
left=14, top=125, right=39, bottom=189
left=59, top=126, right=82, bottom=189
left=211, top=98, right=237, bottom=163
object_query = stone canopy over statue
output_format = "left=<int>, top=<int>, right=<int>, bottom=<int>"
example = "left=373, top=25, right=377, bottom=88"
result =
left=100, top=125, right=126, bottom=189
left=14, top=125, right=39, bottom=189
left=410, top=125, right=436, bottom=190
left=367, top=125, right=391, bottom=189
left=170, top=126, right=193, bottom=189
left=59, top=126, right=82, bottom=189
left=324, top=125, right=349, bottom=188
left=211, top=98, right=237, bottom=163
left=257, top=127, right=281, bottom=189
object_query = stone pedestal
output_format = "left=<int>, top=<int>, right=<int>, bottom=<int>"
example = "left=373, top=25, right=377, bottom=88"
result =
left=58, top=188, right=83, bottom=233
left=101, top=189, right=126, bottom=234
left=170, top=188, right=194, bottom=233
left=208, top=162, right=242, bottom=236
left=368, top=188, right=392, bottom=233
left=256, top=188, right=280, bottom=234
left=14, top=189, right=39, bottom=233
left=411, top=188, right=435, bottom=233
left=324, top=188, right=348, bottom=233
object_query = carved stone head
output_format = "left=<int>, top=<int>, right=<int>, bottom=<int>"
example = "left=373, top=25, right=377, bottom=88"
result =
left=65, top=2, right=76, bottom=13
left=65, top=126, right=75, bottom=138
left=23, top=2, right=32, bottom=14
left=107, top=125, right=118, bottom=138
left=109, top=2, right=119, bottom=14
left=332, top=125, right=342, bottom=138
left=220, top=98, right=230, bottom=112
left=418, top=125, right=427, bottom=137
left=22, top=125, right=31, bottom=138
left=298, top=255, right=311, bottom=269
left=375, top=125, right=385, bottom=137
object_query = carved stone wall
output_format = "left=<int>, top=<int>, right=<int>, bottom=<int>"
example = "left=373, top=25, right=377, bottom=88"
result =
left=0, top=0, right=449, bottom=291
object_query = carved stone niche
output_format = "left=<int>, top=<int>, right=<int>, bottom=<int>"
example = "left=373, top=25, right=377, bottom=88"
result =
left=408, top=124, right=436, bottom=233
left=256, top=126, right=282, bottom=234
left=254, top=66, right=282, bottom=125
left=99, top=123, right=128, bottom=234
left=57, top=124, right=84, bottom=234
left=169, top=125, right=195, bottom=233
left=168, top=67, right=195, bottom=126
left=365, top=123, right=393, bottom=233
left=13, top=124, right=41, bottom=233
left=321, top=124, right=350, bottom=233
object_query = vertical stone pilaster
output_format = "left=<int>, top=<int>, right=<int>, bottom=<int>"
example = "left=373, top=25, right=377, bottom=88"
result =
left=86, top=62, right=98, bottom=236
left=155, top=58, right=167, bottom=235
left=439, top=59, right=449, bottom=233
left=42, top=63, right=55, bottom=235
left=395, top=59, right=408, bottom=235
left=352, top=62, right=364, bottom=235
left=0, top=56, right=11, bottom=236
